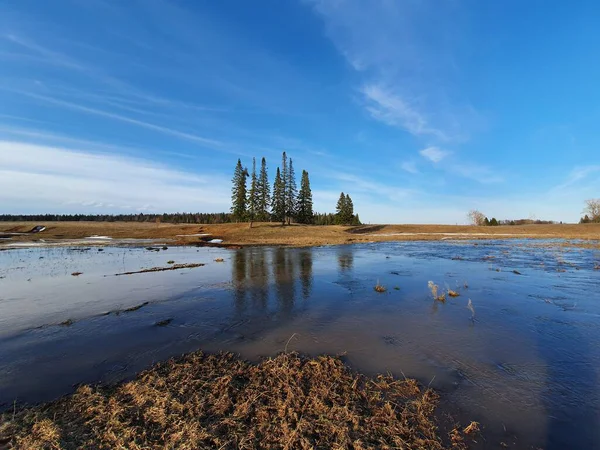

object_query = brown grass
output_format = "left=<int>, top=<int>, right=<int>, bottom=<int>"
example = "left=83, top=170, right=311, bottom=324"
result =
left=463, top=421, right=480, bottom=435
left=428, top=281, right=446, bottom=302
left=374, top=280, right=387, bottom=292
left=0, top=351, right=458, bottom=449
left=448, top=290, right=460, bottom=297
left=1, top=221, right=600, bottom=248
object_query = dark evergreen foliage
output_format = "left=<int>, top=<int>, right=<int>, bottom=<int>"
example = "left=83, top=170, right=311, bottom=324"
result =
left=286, top=158, right=298, bottom=224
left=281, top=152, right=288, bottom=223
left=248, top=158, right=259, bottom=225
left=231, top=159, right=249, bottom=222
left=272, top=167, right=285, bottom=223
left=296, top=170, right=313, bottom=224
left=257, top=157, right=271, bottom=221
left=313, top=213, right=337, bottom=225
left=335, top=192, right=354, bottom=225
left=0, top=213, right=233, bottom=224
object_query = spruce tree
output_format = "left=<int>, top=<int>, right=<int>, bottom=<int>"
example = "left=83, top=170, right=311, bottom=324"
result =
left=257, top=157, right=271, bottom=221
left=248, top=157, right=259, bottom=228
left=296, top=170, right=313, bottom=224
left=272, top=167, right=285, bottom=223
left=335, top=192, right=346, bottom=225
left=286, top=158, right=298, bottom=224
left=231, top=159, right=248, bottom=222
left=281, top=151, right=288, bottom=224
left=345, top=194, right=354, bottom=224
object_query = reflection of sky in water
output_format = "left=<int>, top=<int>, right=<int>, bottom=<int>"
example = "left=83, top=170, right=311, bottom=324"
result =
left=0, top=240, right=599, bottom=449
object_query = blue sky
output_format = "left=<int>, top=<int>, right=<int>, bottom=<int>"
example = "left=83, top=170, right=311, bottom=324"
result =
left=1, top=0, right=599, bottom=223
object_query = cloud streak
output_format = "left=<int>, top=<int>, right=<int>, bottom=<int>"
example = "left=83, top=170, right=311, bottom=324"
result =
left=310, top=0, right=471, bottom=143
left=400, top=161, right=419, bottom=174
left=0, top=141, right=231, bottom=213
left=13, top=91, right=224, bottom=148
left=419, top=146, right=450, bottom=163
left=361, top=84, right=446, bottom=139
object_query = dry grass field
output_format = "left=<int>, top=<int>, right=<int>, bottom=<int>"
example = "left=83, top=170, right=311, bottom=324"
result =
left=0, top=351, right=477, bottom=450
left=1, top=221, right=599, bottom=248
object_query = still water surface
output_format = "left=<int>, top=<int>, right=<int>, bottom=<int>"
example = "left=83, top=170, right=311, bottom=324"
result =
left=0, top=240, right=599, bottom=449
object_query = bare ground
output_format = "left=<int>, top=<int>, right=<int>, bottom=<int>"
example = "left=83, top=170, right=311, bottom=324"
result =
left=1, top=221, right=599, bottom=248
left=0, top=352, right=475, bottom=449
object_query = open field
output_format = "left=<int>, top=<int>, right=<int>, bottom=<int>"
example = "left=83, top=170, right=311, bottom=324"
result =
left=0, top=351, right=472, bottom=450
left=1, top=221, right=599, bottom=248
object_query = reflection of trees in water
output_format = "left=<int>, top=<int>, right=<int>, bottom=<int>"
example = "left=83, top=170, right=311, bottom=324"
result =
left=274, top=248, right=296, bottom=316
left=337, top=247, right=354, bottom=272
left=299, top=250, right=313, bottom=300
left=232, top=250, right=247, bottom=314
left=248, top=248, right=269, bottom=311
left=231, top=248, right=313, bottom=316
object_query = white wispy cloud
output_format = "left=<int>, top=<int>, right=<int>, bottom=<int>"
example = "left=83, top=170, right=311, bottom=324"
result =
left=552, top=165, right=600, bottom=192
left=309, top=0, right=472, bottom=142
left=361, top=84, right=446, bottom=139
left=4, top=33, right=87, bottom=71
left=332, top=173, right=415, bottom=202
left=400, top=161, right=419, bottom=174
left=447, top=163, right=503, bottom=184
left=0, top=141, right=231, bottom=213
left=14, top=91, right=224, bottom=148
left=419, top=146, right=450, bottom=163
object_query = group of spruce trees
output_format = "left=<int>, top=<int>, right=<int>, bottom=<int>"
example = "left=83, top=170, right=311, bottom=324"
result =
left=232, top=152, right=360, bottom=226
left=335, top=192, right=360, bottom=225
left=231, top=152, right=315, bottom=225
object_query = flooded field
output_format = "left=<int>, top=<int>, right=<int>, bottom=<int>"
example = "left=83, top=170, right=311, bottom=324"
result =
left=1, top=240, right=599, bottom=449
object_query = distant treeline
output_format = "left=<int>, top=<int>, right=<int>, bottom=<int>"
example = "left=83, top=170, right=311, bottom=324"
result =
left=0, top=212, right=344, bottom=225
left=0, top=213, right=233, bottom=224
left=488, top=218, right=558, bottom=226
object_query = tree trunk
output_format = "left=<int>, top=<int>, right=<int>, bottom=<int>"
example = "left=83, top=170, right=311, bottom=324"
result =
left=249, top=221, right=253, bottom=229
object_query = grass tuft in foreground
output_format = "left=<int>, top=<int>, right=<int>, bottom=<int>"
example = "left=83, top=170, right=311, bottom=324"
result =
left=374, top=279, right=387, bottom=293
left=428, top=281, right=446, bottom=302
left=0, top=351, right=457, bottom=449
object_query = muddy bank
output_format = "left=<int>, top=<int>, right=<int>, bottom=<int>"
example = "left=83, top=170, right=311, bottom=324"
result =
left=0, top=351, right=477, bottom=449
left=1, top=221, right=599, bottom=250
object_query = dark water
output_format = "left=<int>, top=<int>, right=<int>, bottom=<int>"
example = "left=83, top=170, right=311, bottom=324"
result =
left=0, top=240, right=599, bottom=449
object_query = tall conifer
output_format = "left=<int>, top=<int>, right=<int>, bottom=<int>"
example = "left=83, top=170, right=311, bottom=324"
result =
left=257, top=157, right=271, bottom=221
left=281, top=152, right=288, bottom=224
left=231, top=159, right=248, bottom=222
left=296, top=170, right=313, bottom=224
left=272, top=167, right=285, bottom=223
left=286, top=158, right=298, bottom=224
left=248, top=157, right=259, bottom=227
left=335, top=192, right=346, bottom=225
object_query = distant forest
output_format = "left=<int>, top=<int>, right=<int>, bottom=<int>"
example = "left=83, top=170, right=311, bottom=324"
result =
left=0, top=212, right=343, bottom=225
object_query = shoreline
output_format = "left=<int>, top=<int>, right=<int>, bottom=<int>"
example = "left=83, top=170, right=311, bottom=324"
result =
left=1, top=221, right=599, bottom=250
